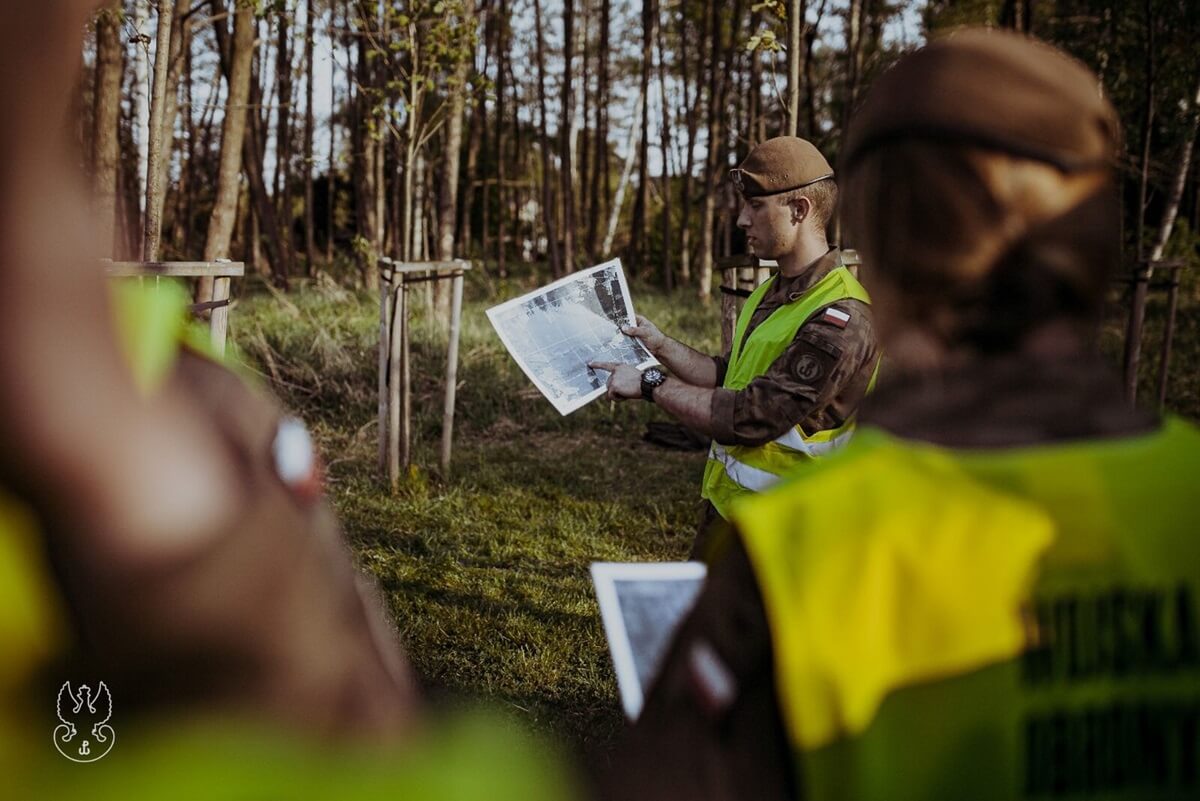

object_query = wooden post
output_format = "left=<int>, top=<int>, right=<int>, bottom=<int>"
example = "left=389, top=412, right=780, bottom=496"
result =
left=400, top=278, right=412, bottom=471
left=377, top=265, right=392, bottom=472
left=388, top=277, right=405, bottom=488
left=1156, top=266, right=1182, bottom=409
left=440, top=270, right=465, bottom=476
left=210, top=275, right=232, bottom=354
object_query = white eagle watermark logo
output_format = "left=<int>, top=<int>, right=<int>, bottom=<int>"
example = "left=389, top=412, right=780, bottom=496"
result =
left=54, top=681, right=115, bottom=762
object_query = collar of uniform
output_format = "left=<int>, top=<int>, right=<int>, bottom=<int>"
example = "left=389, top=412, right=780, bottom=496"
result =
left=861, top=353, right=1158, bottom=448
left=773, top=247, right=842, bottom=302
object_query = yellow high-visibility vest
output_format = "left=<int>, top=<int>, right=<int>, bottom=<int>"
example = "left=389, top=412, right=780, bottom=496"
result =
left=701, top=265, right=873, bottom=520
left=733, top=419, right=1200, bottom=800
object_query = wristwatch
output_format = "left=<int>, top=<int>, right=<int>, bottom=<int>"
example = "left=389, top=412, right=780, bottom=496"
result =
left=640, top=366, right=667, bottom=402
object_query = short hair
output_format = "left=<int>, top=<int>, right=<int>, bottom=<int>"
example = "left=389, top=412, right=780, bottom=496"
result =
left=781, top=179, right=838, bottom=231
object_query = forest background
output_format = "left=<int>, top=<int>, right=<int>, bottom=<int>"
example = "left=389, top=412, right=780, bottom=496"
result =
left=77, top=0, right=1199, bottom=760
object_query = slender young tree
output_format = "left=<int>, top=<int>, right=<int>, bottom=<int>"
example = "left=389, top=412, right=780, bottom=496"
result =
left=304, top=0, right=316, bottom=271
left=631, top=0, right=653, bottom=274
left=435, top=2, right=474, bottom=321
left=202, top=0, right=254, bottom=298
left=586, top=0, right=610, bottom=261
left=275, top=4, right=295, bottom=260
left=656, top=0, right=673, bottom=290
left=533, top=0, right=562, bottom=277
left=678, top=0, right=697, bottom=283
left=496, top=0, right=511, bottom=276
left=559, top=0, right=577, bottom=272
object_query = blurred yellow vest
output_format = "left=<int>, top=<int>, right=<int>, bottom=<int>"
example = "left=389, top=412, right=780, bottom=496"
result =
left=735, top=419, right=1200, bottom=800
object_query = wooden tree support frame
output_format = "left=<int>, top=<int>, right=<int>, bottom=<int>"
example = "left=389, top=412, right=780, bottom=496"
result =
left=1120, top=259, right=1189, bottom=408
left=104, top=260, right=245, bottom=355
left=377, top=258, right=470, bottom=489
left=715, top=250, right=862, bottom=353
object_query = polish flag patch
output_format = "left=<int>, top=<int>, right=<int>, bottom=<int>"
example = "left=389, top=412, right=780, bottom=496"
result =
left=820, top=307, right=851, bottom=328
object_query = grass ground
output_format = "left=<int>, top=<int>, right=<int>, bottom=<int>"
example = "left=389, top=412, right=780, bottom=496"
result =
left=230, top=263, right=1198, bottom=760
left=232, top=266, right=724, bottom=757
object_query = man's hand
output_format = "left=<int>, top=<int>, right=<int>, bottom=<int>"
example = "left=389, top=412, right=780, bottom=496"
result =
left=622, top=315, right=667, bottom=355
left=589, top=361, right=644, bottom=401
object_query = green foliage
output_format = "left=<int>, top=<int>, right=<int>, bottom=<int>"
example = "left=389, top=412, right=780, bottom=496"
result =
left=230, top=270, right=723, bottom=749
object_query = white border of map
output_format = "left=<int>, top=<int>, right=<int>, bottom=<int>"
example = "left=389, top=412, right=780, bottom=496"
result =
left=486, top=259, right=657, bottom=415
left=591, top=561, right=708, bottom=720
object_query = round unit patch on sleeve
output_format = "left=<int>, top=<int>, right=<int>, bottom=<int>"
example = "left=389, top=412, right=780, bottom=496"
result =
left=795, top=353, right=825, bottom=383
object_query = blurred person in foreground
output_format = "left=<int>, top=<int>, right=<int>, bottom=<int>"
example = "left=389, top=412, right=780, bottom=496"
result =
left=600, top=28, right=1200, bottom=801
left=0, top=3, right=571, bottom=798
left=590, top=136, right=879, bottom=558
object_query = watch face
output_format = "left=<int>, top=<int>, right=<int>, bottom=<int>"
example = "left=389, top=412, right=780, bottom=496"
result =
left=644, top=367, right=665, bottom=384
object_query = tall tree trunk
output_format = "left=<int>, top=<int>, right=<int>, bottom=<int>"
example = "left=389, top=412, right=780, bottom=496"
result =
left=1150, top=75, right=1200, bottom=262
left=142, top=0, right=174, bottom=262
left=93, top=1, right=123, bottom=258
left=134, top=0, right=151, bottom=223
left=656, top=0, right=673, bottom=290
left=327, top=1, right=340, bottom=264
left=276, top=5, right=295, bottom=266
left=351, top=5, right=379, bottom=287
left=631, top=0, right=654, bottom=274
left=497, top=0, right=512, bottom=276
left=1136, top=0, right=1156, bottom=259
left=587, top=0, right=611, bottom=262
left=603, top=92, right=644, bottom=256
left=152, top=0, right=192, bottom=254
left=209, top=0, right=291, bottom=289
left=304, top=0, right=316, bottom=272
left=804, top=0, right=824, bottom=137
left=533, top=0, right=561, bottom=277
left=202, top=1, right=254, bottom=279
left=560, top=0, right=577, bottom=273
left=579, top=0, right=592, bottom=238
left=678, top=0, right=697, bottom=283
left=174, top=22, right=197, bottom=255
left=786, top=0, right=804, bottom=136
left=697, top=0, right=729, bottom=302
left=436, top=25, right=472, bottom=321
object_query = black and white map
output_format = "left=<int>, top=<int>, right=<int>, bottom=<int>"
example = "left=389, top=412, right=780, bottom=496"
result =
left=486, top=259, right=656, bottom=415
left=591, top=561, right=708, bottom=720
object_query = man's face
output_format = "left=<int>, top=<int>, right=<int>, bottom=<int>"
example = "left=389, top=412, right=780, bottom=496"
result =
left=736, top=194, right=802, bottom=259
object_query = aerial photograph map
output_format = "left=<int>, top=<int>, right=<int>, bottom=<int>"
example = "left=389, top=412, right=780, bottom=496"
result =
left=486, top=258, right=657, bottom=414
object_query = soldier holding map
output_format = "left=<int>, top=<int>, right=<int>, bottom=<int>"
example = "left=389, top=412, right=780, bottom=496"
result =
left=590, top=137, right=879, bottom=555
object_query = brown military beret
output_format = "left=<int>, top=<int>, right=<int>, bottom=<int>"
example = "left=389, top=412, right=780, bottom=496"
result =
left=842, top=29, right=1119, bottom=174
left=730, top=136, right=834, bottom=197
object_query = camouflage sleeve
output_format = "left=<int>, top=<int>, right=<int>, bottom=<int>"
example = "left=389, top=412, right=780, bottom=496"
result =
left=709, top=299, right=877, bottom=446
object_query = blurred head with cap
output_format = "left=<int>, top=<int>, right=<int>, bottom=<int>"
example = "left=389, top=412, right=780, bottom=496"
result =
left=841, top=28, right=1121, bottom=370
left=731, top=136, right=838, bottom=275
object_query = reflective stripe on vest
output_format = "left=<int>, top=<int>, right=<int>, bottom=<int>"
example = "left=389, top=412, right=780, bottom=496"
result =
left=701, top=263, right=871, bottom=520
left=732, top=418, right=1200, bottom=801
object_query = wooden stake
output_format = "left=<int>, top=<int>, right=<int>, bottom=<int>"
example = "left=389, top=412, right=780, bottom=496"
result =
left=377, top=269, right=392, bottom=473
left=440, top=270, right=465, bottom=476
left=400, top=279, right=412, bottom=471
left=210, top=275, right=231, bottom=354
left=388, top=277, right=405, bottom=489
